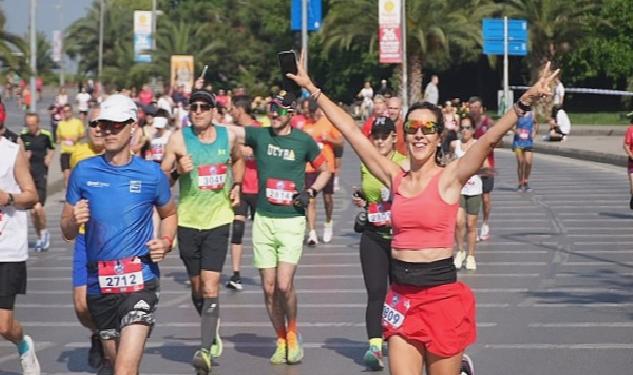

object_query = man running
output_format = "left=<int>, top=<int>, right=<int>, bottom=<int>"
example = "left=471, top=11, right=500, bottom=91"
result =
left=69, top=108, right=106, bottom=369
left=57, top=104, right=85, bottom=188
left=161, top=89, right=243, bottom=374
left=229, top=94, right=331, bottom=365
left=20, top=113, right=55, bottom=252
left=303, top=106, right=342, bottom=246
left=0, top=131, right=40, bottom=375
left=469, top=96, right=495, bottom=241
left=387, top=96, right=407, bottom=155
left=226, top=95, right=260, bottom=290
left=61, top=94, right=177, bottom=375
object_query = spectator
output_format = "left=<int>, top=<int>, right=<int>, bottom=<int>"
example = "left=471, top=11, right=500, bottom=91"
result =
left=544, top=105, right=571, bottom=142
left=423, top=75, right=439, bottom=105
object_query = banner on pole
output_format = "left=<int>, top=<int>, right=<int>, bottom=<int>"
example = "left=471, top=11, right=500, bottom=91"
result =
left=171, top=55, right=194, bottom=93
left=378, top=0, right=401, bottom=64
left=291, top=0, right=322, bottom=31
left=52, top=30, right=63, bottom=63
left=134, top=10, right=153, bottom=63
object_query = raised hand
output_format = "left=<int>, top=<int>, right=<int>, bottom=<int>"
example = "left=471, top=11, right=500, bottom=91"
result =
left=523, top=62, right=560, bottom=105
left=286, top=52, right=315, bottom=90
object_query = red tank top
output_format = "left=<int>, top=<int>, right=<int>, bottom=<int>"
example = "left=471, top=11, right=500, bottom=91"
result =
left=391, top=170, right=458, bottom=249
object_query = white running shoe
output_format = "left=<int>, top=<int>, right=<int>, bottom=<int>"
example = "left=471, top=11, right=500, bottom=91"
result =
left=307, top=230, right=318, bottom=247
left=323, top=221, right=333, bottom=243
left=465, top=255, right=477, bottom=270
left=479, top=223, right=490, bottom=241
left=20, top=335, right=41, bottom=375
left=460, top=353, right=475, bottom=375
left=454, top=250, right=466, bottom=269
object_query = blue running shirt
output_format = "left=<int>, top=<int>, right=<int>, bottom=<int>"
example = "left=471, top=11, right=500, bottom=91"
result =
left=66, top=155, right=171, bottom=294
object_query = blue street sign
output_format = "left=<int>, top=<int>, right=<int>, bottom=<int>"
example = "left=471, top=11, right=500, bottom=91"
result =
left=483, top=40, right=528, bottom=56
left=482, top=18, right=528, bottom=56
left=291, top=0, right=322, bottom=31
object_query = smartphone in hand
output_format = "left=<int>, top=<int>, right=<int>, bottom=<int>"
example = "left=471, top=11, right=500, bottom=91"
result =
left=277, top=50, right=301, bottom=104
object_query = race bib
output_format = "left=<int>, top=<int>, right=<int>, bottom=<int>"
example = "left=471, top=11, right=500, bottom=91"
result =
left=518, top=128, right=529, bottom=140
left=317, top=142, right=324, bottom=150
left=383, top=303, right=405, bottom=328
left=98, top=257, right=144, bottom=294
left=198, top=163, right=228, bottom=190
left=266, top=178, right=296, bottom=206
left=367, top=202, right=391, bottom=226
left=150, top=142, right=165, bottom=161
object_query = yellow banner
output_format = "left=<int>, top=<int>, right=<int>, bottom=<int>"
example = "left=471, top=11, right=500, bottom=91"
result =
left=170, top=55, right=194, bottom=93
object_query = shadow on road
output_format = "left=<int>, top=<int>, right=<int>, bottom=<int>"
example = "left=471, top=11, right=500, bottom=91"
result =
left=56, top=347, right=93, bottom=373
left=323, top=337, right=367, bottom=367
left=598, top=212, right=633, bottom=220
left=226, top=333, right=274, bottom=360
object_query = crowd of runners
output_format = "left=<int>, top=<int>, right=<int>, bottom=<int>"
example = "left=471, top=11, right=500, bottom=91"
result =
left=0, top=58, right=566, bottom=375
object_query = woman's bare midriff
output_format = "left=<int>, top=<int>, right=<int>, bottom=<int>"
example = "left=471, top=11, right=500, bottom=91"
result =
left=391, top=248, right=453, bottom=263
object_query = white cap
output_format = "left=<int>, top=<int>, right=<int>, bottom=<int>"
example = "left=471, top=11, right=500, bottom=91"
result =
left=153, top=116, right=167, bottom=129
left=98, top=94, right=138, bottom=122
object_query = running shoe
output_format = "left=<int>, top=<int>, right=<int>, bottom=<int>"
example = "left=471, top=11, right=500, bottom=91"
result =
left=323, top=221, right=333, bottom=243
left=523, top=183, right=533, bottom=193
left=20, top=335, right=41, bottom=375
left=454, top=250, right=466, bottom=269
left=465, top=255, right=477, bottom=271
left=363, top=344, right=384, bottom=371
left=460, top=353, right=475, bottom=375
left=192, top=348, right=212, bottom=374
left=88, top=332, right=104, bottom=368
left=307, top=230, right=318, bottom=247
left=41, top=231, right=50, bottom=251
left=226, top=274, right=243, bottom=290
left=33, top=239, right=42, bottom=252
left=629, top=196, right=633, bottom=210
left=270, top=338, right=287, bottom=365
left=479, top=223, right=490, bottom=241
left=210, top=319, right=223, bottom=358
left=516, top=184, right=524, bottom=193
left=286, top=332, right=304, bottom=364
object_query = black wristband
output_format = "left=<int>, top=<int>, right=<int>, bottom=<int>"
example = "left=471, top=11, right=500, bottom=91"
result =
left=516, top=99, right=532, bottom=112
left=233, top=182, right=242, bottom=189
left=170, top=170, right=180, bottom=181
left=6, top=193, right=14, bottom=206
left=307, top=187, right=318, bottom=198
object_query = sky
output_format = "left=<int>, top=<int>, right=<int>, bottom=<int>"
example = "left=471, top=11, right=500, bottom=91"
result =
left=3, top=0, right=93, bottom=41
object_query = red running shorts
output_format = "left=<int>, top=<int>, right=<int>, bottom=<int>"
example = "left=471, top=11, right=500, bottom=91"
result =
left=383, top=281, right=476, bottom=357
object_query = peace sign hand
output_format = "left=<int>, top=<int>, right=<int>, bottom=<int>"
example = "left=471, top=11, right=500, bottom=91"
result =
left=522, top=62, right=560, bottom=105
left=286, top=51, right=316, bottom=91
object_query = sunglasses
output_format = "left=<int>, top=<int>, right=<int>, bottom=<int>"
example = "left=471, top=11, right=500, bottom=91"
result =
left=371, top=133, right=392, bottom=141
left=190, top=103, right=213, bottom=112
left=404, top=120, right=439, bottom=135
left=91, top=120, right=131, bottom=134
left=460, top=126, right=473, bottom=131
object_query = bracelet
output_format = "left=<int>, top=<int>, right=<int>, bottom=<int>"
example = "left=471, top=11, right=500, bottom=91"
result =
left=161, top=235, right=173, bottom=250
left=170, top=170, right=180, bottom=181
left=5, top=193, right=14, bottom=207
left=311, top=88, right=322, bottom=101
left=232, top=182, right=242, bottom=189
left=516, top=99, right=532, bottom=112
left=513, top=102, right=527, bottom=117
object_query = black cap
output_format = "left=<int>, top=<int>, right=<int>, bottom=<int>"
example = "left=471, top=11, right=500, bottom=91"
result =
left=371, top=116, right=395, bottom=135
left=189, top=89, right=216, bottom=107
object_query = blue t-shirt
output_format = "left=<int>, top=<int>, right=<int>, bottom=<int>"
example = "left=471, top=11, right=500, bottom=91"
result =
left=513, top=112, right=535, bottom=149
left=66, top=155, right=171, bottom=294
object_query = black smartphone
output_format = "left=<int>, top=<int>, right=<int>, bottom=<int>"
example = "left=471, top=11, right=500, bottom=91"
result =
left=277, top=50, right=300, bottom=104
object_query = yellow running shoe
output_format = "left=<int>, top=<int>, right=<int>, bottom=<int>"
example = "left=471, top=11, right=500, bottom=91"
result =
left=286, top=332, right=304, bottom=364
left=192, top=348, right=212, bottom=374
left=270, top=338, right=287, bottom=365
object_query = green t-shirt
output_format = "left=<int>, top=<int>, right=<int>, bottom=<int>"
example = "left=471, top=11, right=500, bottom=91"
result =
left=360, top=152, right=407, bottom=238
left=245, top=127, right=320, bottom=218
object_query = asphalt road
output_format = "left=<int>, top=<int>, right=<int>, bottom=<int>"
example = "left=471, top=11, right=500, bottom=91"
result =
left=2, top=108, right=633, bottom=373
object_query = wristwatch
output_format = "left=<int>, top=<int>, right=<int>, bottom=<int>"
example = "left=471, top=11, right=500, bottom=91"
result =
left=5, top=193, right=14, bottom=207
left=306, top=187, right=317, bottom=198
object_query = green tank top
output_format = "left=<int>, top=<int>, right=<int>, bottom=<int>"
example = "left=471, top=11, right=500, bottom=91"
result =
left=360, top=152, right=407, bottom=238
left=178, top=126, right=234, bottom=229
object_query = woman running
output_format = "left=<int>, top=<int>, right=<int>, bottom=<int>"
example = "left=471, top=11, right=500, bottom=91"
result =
left=289, top=57, right=558, bottom=374
left=352, top=116, right=408, bottom=370
left=451, top=115, right=483, bottom=271
left=512, top=110, right=536, bottom=192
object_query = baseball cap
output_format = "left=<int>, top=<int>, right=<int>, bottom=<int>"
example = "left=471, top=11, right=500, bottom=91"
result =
left=98, top=94, right=138, bottom=122
left=371, top=116, right=395, bottom=135
left=189, top=89, right=216, bottom=107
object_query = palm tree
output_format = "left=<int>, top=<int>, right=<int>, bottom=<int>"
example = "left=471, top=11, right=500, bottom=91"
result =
left=0, top=8, right=24, bottom=70
left=503, top=0, right=599, bottom=80
left=321, top=0, right=497, bottom=103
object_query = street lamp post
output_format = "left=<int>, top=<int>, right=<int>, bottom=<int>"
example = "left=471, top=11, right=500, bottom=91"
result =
left=30, top=0, right=37, bottom=112
left=98, top=0, right=104, bottom=80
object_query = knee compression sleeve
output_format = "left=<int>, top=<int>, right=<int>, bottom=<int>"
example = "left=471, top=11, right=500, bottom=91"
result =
left=231, top=220, right=245, bottom=245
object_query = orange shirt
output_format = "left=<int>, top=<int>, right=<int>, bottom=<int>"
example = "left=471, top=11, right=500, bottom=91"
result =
left=303, top=117, right=342, bottom=173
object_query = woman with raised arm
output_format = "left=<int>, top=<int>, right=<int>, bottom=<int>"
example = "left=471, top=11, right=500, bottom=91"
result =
left=289, top=59, right=558, bottom=374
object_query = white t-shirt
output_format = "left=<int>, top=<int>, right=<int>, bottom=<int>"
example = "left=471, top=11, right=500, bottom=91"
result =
left=360, top=87, right=374, bottom=102
left=424, top=83, right=439, bottom=105
left=56, top=94, right=68, bottom=106
left=553, top=82, right=565, bottom=106
left=454, top=140, right=482, bottom=196
left=0, top=138, right=28, bottom=261
left=76, top=92, right=91, bottom=111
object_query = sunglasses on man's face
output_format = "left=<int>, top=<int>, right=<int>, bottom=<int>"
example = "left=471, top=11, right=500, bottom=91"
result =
left=371, top=133, right=392, bottom=141
left=460, top=126, right=473, bottom=131
left=190, top=102, right=213, bottom=112
left=91, top=120, right=130, bottom=134
left=404, top=120, right=439, bottom=135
